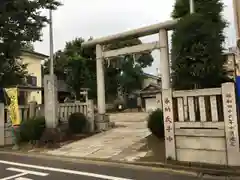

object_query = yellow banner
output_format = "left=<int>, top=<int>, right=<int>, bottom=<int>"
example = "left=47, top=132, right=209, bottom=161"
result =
left=5, top=88, right=20, bottom=126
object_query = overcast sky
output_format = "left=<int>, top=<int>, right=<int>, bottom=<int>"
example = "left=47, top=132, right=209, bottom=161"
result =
left=34, top=0, right=236, bottom=75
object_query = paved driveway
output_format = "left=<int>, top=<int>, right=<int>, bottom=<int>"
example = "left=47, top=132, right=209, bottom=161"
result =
left=46, top=112, right=151, bottom=160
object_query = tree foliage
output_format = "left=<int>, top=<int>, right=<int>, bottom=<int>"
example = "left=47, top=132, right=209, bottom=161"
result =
left=43, top=50, right=67, bottom=79
left=43, top=38, right=96, bottom=99
left=64, top=38, right=95, bottom=100
left=43, top=37, right=154, bottom=100
left=171, top=0, right=229, bottom=90
left=0, top=0, right=61, bottom=87
left=104, top=39, right=154, bottom=97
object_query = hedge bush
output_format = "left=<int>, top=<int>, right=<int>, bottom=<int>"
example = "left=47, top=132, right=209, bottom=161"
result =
left=68, top=112, right=87, bottom=134
left=20, top=116, right=46, bottom=142
left=147, top=109, right=164, bottom=139
left=40, top=128, right=61, bottom=148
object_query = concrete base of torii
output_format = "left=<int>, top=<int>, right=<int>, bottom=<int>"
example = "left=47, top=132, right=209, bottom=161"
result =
left=95, top=114, right=110, bottom=131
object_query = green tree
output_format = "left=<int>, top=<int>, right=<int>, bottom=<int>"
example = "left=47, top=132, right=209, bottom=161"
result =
left=114, top=55, right=146, bottom=97
left=0, top=0, right=61, bottom=87
left=43, top=38, right=96, bottom=100
left=104, top=39, right=154, bottom=98
left=43, top=50, right=68, bottom=80
left=64, top=38, right=95, bottom=100
left=44, top=37, right=154, bottom=100
left=171, top=0, right=229, bottom=90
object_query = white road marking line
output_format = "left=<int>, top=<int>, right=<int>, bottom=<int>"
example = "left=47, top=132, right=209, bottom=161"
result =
left=0, top=160, right=133, bottom=180
left=0, top=172, right=27, bottom=180
left=14, top=178, right=33, bottom=180
left=7, top=168, right=48, bottom=176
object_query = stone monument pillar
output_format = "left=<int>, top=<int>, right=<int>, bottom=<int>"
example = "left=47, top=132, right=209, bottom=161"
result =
left=44, top=75, right=58, bottom=128
left=29, top=101, right=37, bottom=119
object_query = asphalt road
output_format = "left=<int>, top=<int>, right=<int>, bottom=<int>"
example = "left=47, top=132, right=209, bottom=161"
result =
left=0, top=153, right=222, bottom=180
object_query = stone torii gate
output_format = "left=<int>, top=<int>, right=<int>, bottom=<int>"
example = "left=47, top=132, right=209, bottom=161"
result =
left=82, top=19, right=178, bottom=130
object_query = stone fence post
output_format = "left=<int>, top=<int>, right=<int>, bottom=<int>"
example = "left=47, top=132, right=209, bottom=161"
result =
left=162, top=89, right=176, bottom=160
left=156, top=93, right=163, bottom=110
left=36, top=104, right=45, bottom=117
left=87, top=100, right=95, bottom=132
left=29, top=101, right=37, bottom=118
left=222, top=82, right=240, bottom=166
left=0, top=103, right=4, bottom=146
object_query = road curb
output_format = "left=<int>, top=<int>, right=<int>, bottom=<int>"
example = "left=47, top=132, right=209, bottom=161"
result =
left=0, top=150, right=240, bottom=177
left=0, top=150, right=197, bottom=177
left=125, top=161, right=240, bottom=177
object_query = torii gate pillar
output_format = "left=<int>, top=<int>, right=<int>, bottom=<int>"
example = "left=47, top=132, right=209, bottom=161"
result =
left=95, top=44, right=109, bottom=130
left=159, top=29, right=171, bottom=90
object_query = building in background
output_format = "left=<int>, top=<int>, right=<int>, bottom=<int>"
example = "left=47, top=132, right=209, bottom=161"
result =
left=18, top=50, right=48, bottom=105
left=223, top=47, right=239, bottom=79
left=141, top=72, right=161, bottom=88
left=135, top=73, right=162, bottom=112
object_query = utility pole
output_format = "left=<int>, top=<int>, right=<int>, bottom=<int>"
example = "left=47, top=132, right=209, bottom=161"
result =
left=190, top=0, right=195, bottom=14
left=44, top=8, right=58, bottom=129
left=49, top=9, right=54, bottom=76
left=189, top=0, right=196, bottom=89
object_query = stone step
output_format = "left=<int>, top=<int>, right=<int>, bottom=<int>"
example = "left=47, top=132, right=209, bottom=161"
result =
left=109, top=112, right=148, bottom=122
